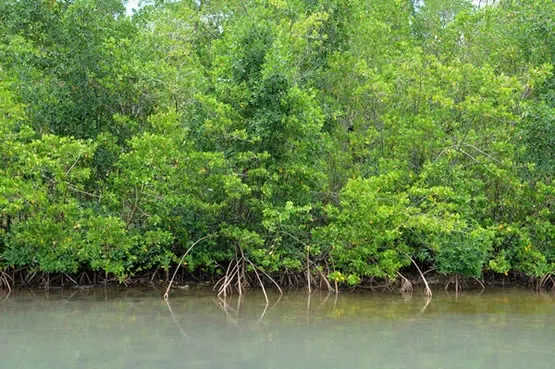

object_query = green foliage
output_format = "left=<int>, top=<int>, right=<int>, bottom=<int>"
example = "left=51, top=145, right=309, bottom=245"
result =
left=1, top=0, right=553, bottom=286
left=435, top=228, right=493, bottom=278
left=321, top=173, right=411, bottom=280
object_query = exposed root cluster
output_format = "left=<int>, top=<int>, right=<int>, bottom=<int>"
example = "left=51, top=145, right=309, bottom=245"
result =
left=0, top=271, right=12, bottom=293
left=213, top=246, right=283, bottom=305
left=214, top=249, right=248, bottom=298
left=539, top=273, right=555, bottom=290
left=397, top=272, right=413, bottom=294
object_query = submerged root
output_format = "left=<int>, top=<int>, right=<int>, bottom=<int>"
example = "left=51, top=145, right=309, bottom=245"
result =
left=214, top=244, right=283, bottom=300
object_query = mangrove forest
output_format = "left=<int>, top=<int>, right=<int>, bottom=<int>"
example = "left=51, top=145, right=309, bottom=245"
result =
left=0, top=0, right=553, bottom=293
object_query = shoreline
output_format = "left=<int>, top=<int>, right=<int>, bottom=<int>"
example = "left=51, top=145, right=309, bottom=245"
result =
left=1, top=270, right=552, bottom=294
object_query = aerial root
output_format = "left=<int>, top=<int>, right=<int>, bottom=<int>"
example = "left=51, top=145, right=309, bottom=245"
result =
left=445, top=275, right=461, bottom=293
left=472, top=276, right=486, bottom=290
left=396, top=271, right=413, bottom=294
left=245, top=257, right=268, bottom=305
left=539, top=273, right=555, bottom=291
left=64, top=273, right=79, bottom=287
left=316, top=268, right=336, bottom=293
left=445, top=274, right=474, bottom=293
left=164, top=234, right=214, bottom=300
left=215, top=252, right=284, bottom=300
left=255, top=265, right=283, bottom=295
left=216, top=253, right=244, bottom=298
left=401, top=252, right=432, bottom=298
left=0, top=271, right=12, bottom=293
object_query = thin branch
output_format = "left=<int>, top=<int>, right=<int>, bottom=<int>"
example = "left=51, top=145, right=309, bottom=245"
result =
left=461, top=143, right=502, bottom=164
left=66, top=184, right=102, bottom=198
left=126, top=187, right=140, bottom=228
left=41, top=174, right=101, bottom=198
left=433, top=146, right=451, bottom=163
left=457, top=148, right=497, bottom=176
left=65, top=153, right=82, bottom=176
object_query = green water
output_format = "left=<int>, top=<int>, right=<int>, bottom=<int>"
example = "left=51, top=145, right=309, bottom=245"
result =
left=1, top=288, right=554, bottom=369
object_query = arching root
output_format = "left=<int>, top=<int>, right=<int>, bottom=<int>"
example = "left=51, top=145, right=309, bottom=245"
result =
left=401, top=252, right=432, bottom=298
left=539, top=273, right=555, bottom=290
left=0, top=271, right=12, bottom=293
left=164, top=234, right=214, bottom=300
left=316, top=268, right=336, bottom=293
left=396, top=271, right=413, bottom=294
left=214, top=252, right=246, bottom=298
left=213, top=246, right=284, bottom=300
left=472, top=276, right=485, bottom=290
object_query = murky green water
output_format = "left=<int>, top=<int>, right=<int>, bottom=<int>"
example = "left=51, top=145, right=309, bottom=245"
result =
left=1, top=288, right=555, bottom=369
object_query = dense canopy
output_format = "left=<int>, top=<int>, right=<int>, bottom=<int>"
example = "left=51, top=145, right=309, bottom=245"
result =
left=0, top=0, right=553, bottom=290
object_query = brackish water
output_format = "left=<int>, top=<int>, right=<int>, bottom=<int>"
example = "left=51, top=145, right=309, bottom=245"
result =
left=1, top=288, right=555, bottom=369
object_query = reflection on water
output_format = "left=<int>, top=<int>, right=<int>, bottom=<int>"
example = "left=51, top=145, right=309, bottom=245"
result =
left=1, top=288, right=555, bottom=369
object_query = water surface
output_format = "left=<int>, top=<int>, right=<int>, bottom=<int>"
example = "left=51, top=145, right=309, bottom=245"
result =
left=1, top=288, right=554, bottom=369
